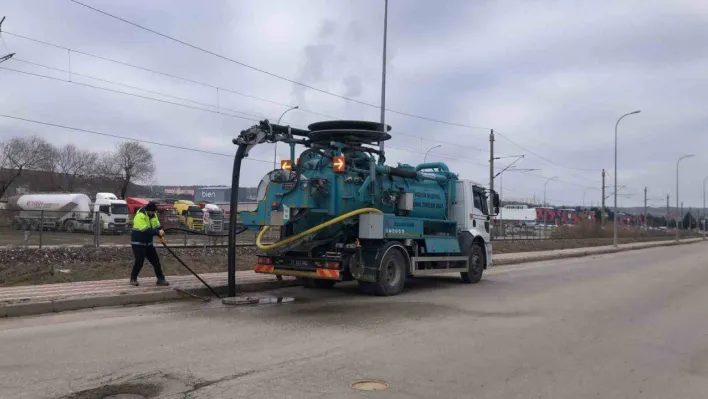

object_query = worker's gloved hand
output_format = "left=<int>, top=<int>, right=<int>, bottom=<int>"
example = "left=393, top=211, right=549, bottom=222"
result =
left=159, top=229, right=165, bottom=238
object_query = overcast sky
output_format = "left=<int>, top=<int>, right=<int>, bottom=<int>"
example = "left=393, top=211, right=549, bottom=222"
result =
left=1, top=0, right=707, bottom=208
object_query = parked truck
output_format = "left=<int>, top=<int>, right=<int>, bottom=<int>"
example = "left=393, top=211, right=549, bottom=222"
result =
left=234, top=119, right=499, bottom=296
left=9, top=192, right=128, bottom=233
left=173, top=200, right=204, bottom=231
left=126, top=197, right=180, bottom=230
left=198, top=203, right=225, bottom=233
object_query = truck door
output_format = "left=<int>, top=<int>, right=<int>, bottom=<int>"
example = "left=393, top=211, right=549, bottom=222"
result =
left=468, top=183, right=490, bottom=241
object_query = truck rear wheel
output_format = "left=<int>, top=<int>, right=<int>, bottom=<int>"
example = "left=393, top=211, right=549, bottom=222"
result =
left=20, top=219, right=30, bottom=231
left=359, top=246, right=406, bottom=296
left=301, top=278, right=336, bottom=289
left=64, top=221, right=76, bottom=233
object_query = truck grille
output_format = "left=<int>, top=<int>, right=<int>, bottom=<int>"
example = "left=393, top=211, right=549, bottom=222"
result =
left=115, top=219, right=126, bottom=223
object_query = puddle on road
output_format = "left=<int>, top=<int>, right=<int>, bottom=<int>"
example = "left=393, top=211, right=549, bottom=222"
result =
left=61, top=383, right=160, bottom=399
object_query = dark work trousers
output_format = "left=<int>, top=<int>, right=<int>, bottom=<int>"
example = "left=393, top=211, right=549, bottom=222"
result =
left=131, top=244, right=165, bottom=280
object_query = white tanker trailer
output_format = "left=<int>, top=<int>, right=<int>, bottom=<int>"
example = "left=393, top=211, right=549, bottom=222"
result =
left=9, top=193, right=128, bottom=233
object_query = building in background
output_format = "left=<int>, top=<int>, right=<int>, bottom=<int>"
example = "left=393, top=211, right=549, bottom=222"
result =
left=194, top=187, right=230, bottom=204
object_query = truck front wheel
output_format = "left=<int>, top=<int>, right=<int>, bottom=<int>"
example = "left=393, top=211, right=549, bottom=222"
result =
left=461, top=242, right=485, bottom=284
left=359, top=246, right=407, bottom=296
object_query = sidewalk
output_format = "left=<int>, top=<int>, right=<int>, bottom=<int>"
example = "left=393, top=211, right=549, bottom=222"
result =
left=0, top=238, right=703, bottom=318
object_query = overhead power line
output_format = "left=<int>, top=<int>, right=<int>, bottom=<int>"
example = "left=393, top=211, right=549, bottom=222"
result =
left=0, top=65, right=261, bottom=122
left=0, top=113, right=275, bottom=164
left=5, top=18, right=592, bottom=171
left=9, top=58, right=267, bottom=120
left=2, top=30, right=338, bottom=120
left=67, top=0, right=492, bottom=131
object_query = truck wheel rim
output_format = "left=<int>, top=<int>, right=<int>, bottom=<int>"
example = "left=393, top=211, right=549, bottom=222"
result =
left=385, top=260, right=400, bottom=286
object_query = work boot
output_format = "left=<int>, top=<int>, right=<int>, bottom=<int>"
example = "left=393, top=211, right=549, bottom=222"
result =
left=129, top=279, right=139, bottom=287
left=156, top=279, right=170, bottom=286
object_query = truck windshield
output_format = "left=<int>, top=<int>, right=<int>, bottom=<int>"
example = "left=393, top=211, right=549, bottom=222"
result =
left=162, top=209, right=177, bottom=216
left=111, top=204, right=129, bottom=215
left=188, top=206, right=204, bottom=217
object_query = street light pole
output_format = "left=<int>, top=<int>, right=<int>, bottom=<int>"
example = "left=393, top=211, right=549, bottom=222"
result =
left=273, top=105, right=299, bottom=169
left=676, top=154, right=695, bottom=241
left=543, top=176, right=558, bottom=237
left=423, top=145, right=441, bottom=163
left=613, top=110, right=641, bottom=247
left=379, top=0, right=389, bottom=154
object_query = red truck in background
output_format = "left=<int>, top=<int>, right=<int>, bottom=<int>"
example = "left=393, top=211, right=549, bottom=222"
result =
left=125, top=197, right=180, bottom=230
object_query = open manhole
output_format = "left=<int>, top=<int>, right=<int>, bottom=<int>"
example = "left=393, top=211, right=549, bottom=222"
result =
left=350, top=380, right=389, bottom=391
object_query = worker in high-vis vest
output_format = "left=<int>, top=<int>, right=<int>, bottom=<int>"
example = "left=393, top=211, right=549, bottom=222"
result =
left=130, top=201, right=169, bottom=286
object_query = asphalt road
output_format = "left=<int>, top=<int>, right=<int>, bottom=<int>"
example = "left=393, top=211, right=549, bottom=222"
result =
left=1, top=242, right=707, bottom=398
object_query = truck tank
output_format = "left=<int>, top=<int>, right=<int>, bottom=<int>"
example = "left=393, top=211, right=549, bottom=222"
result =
left=240, top=120, right=457, bottom=243
left=12, top=193, right=92, bottom=213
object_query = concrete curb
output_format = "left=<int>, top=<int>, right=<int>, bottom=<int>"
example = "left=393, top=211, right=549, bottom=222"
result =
left=494, top=238, right=703, bottom=266
left=0, top=278, right=299, bottom=319
left=0, top=239, right=702, bottom=318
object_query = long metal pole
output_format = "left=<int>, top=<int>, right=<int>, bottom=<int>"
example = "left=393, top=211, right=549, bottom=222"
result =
left=273, top=105, right=298, bottom=169
left=675, top=154, right=694, bottom=241
left=489, top=129, right=495, bottom=240
left=379, top=0, right=388, bottom=154
left=613, top=110, right=641, bottom=247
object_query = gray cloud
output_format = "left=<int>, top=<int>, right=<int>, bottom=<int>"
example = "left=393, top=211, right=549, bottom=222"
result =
left=0, top=0, right=706, bottom=207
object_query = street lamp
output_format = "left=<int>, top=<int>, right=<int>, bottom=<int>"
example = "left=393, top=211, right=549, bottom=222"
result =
left=273, top=105, right=299, bottom=170
left=423, top=145, right=442, bottom=163
left=543, top=176, right=558, bottom=235
left=613, top=109, right=641, bottom=247
left=583, top=187, right=600, bottom=208
left=675, top=154, right=695, bottom=241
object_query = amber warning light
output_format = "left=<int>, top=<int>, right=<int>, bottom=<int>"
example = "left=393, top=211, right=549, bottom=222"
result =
left=280, top=160, right=293, bottom=171
left=332, top=156, right=346, bottom=173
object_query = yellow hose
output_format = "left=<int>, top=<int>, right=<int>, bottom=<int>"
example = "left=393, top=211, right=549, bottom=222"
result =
left=256, top=207, right=383, bottom=251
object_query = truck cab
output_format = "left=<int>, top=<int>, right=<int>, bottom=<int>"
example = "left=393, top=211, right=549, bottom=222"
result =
left=452, top=180, right=496, bottom=268
left=94, top=193, right=129, bottom=234
left=173, top=200, right=205, bottom=231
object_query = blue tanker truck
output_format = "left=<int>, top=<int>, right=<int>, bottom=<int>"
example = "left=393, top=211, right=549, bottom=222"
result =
left=226, top=120, right=499, bottom=296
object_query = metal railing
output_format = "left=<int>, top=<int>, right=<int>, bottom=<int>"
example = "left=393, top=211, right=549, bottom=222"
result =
left=0, top=209, right=280, bottom=248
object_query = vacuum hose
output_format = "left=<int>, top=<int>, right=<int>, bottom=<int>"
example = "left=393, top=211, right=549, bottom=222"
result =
left=256, top=207, right=383, bottom=251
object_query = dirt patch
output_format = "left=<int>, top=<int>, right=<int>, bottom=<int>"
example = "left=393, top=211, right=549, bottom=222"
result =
left=0, top=246, right=257, bottom=287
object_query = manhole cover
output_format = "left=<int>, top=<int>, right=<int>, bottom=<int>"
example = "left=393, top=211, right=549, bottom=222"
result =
left=350, top=380, right=389, bottom=391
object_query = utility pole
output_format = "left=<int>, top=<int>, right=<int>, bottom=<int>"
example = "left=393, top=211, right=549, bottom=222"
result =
left=666, top=194, right=670, bottom=228
left=644, top=186, right=647, bottom=228
left=379, top=0, right=389, bottom=154
left=489, top=129, right=495, bottom=240
left=601, top=169, right=606, bottom=226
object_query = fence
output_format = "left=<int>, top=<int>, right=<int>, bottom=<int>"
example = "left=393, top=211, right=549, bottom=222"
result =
left=493, top=219, right=701, bottom=241
left=0, top=209, right=280, bottom=248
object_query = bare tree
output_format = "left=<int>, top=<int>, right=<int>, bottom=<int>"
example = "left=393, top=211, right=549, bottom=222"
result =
left=0, top=136, right=55, bottom=199
left=102, top=141, right=156, bottom=199
left=50, top=144, right=98, bottom=192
